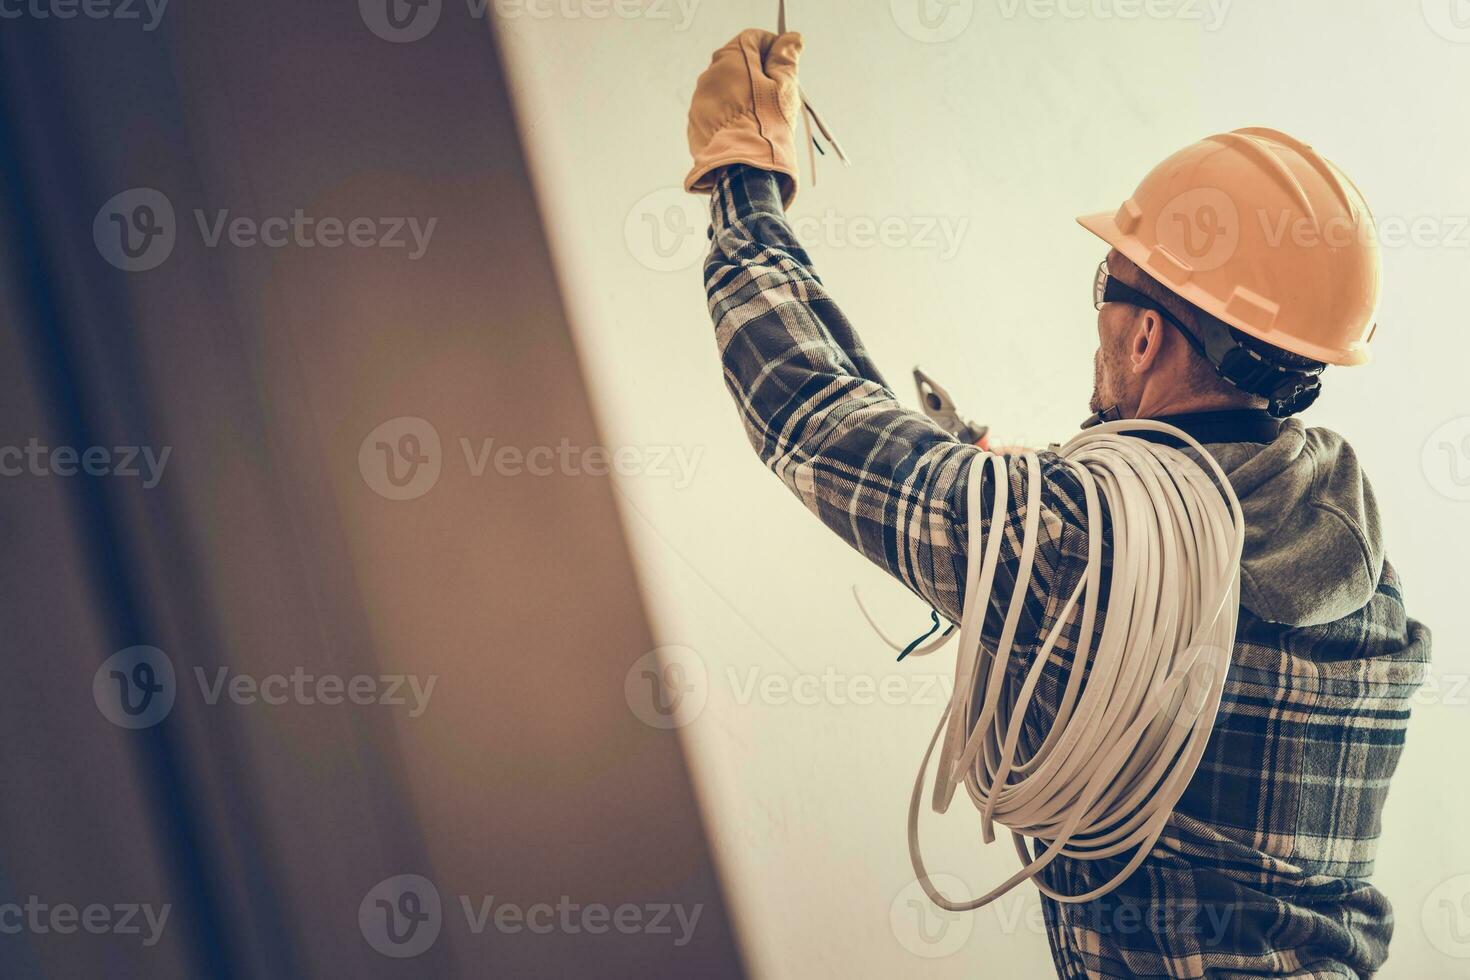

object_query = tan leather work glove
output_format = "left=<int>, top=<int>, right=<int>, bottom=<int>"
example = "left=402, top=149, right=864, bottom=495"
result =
left=684, top=29, right=804, bottom=209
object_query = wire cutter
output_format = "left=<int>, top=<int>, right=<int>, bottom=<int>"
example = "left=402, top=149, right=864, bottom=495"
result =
left=914, top=367, right=990, bottom=449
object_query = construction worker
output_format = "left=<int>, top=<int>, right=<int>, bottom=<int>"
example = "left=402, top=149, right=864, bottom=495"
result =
left=684, top=29, right=1430, bottom=980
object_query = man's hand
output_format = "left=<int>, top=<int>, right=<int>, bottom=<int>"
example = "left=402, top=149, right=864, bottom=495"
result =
left=684, top=29, right=804, bottom=209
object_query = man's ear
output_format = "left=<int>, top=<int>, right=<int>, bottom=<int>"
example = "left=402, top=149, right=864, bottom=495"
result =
left=1129, top=310, right=1165, bottom=374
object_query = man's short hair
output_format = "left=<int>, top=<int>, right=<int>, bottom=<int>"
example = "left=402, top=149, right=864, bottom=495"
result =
left=1129, top=265, right=1328, bottom=413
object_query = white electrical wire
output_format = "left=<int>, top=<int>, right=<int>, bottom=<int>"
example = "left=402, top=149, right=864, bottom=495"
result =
left=776, top=0, right=850, bottom=184
left=868, top=420, right=1244, bottom=910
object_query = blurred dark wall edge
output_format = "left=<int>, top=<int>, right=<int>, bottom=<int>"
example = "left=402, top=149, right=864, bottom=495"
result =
left=0, top=8, right=744, bottom=978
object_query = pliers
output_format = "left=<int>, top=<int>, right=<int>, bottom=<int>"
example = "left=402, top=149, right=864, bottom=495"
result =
left=914, top=367, right=990, bottom=449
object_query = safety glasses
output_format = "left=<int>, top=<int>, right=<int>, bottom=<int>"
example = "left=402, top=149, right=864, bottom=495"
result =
left=1093, top=260, right=1209, bottom=359
left=1095, top=261, right=1174, bottom=319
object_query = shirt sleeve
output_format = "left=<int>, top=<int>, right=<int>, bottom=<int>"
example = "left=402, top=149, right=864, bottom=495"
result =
left=701, top=165, right=1105, bottom=658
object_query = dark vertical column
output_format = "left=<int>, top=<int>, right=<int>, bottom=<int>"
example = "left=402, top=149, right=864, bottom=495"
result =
left=0, top=3, right=742, bottom=977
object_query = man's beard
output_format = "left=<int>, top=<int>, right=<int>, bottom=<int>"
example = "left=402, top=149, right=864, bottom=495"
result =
left=1089, top=348, right=1106, bottom=414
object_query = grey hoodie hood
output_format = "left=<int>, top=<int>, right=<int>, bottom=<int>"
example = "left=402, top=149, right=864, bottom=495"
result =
left=1199, top=418, right=1383, bottom=627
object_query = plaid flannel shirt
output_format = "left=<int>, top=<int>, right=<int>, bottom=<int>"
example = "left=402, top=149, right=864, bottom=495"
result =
left=701, top=165, right=1430, bottom=979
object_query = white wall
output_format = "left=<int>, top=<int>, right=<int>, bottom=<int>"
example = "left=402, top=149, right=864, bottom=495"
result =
left=496, top=3, right=1470, bottom=975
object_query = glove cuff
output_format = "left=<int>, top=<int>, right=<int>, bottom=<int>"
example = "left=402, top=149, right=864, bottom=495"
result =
left=685, top=158, right=797, bottom=210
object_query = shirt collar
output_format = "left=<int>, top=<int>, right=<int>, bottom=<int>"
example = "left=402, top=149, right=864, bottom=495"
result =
left=1146, top=409, right=1282, bottom=445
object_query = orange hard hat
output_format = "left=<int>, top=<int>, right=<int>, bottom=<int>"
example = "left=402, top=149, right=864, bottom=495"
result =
left=1077, top=127, right=1380, bottom=366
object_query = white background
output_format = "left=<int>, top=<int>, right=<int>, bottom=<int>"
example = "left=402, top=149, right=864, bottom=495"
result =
left=497, top=1, right=1470, bottom=975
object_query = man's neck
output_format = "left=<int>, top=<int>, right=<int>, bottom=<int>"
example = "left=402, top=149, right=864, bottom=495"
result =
left=1132, top=388, right=1263, bottom=420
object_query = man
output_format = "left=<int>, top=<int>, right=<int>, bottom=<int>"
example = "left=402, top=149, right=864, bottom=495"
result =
left=684, top=29, right=1430, bottom=980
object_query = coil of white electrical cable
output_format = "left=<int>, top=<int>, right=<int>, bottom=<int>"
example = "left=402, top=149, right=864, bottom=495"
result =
left=870, top=419, right=1245, bottom=911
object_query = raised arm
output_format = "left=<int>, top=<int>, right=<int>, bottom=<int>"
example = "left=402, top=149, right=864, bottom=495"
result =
left=683, top=30, right=1107, bottom=696
left=702, top=164, right=1101, bottom=640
